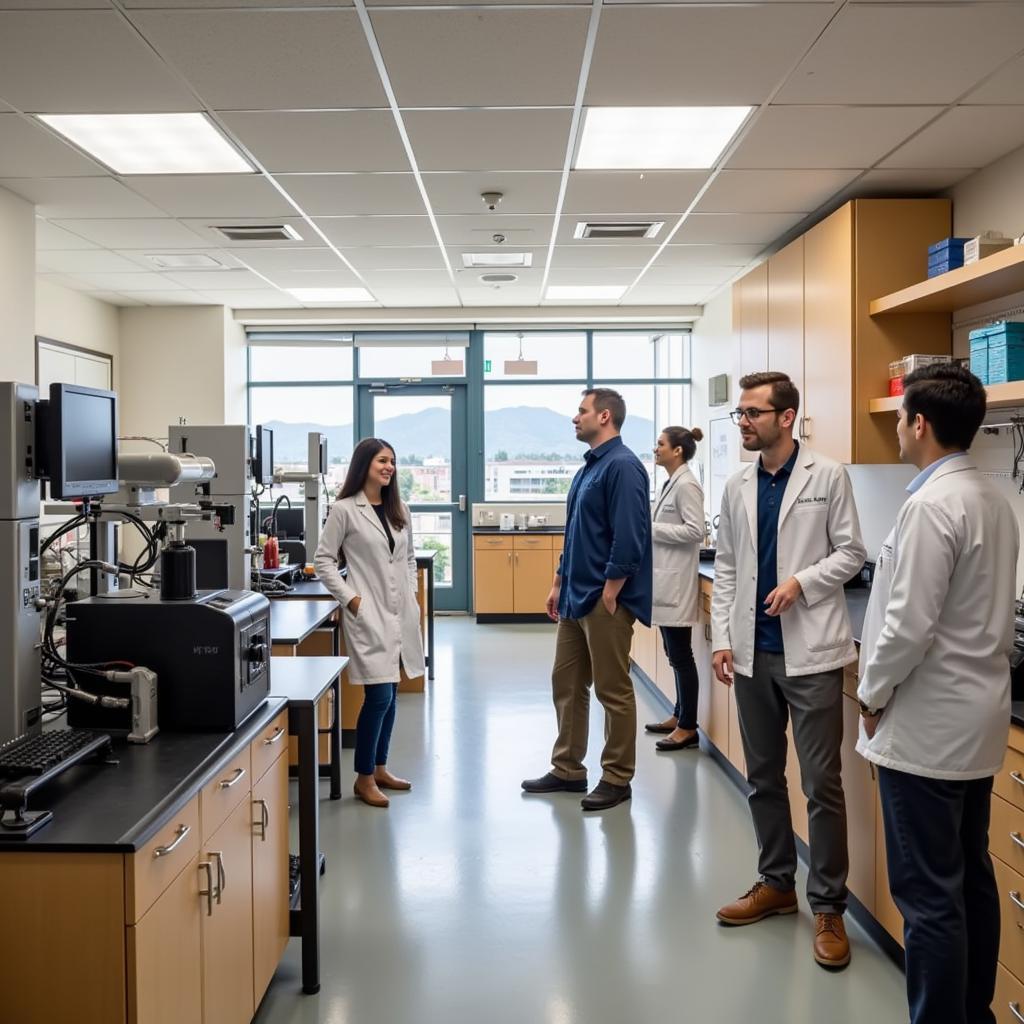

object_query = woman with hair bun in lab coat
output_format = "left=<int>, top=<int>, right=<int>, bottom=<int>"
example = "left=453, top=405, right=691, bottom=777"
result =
left=315, top=437, right=425, bottom=808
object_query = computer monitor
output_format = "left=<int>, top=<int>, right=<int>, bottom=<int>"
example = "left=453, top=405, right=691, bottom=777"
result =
left=255, top=425, right=274, bottom=486
left=259, top=505, right=304, bottom=539
left=46, top=383, right=119, bottom=501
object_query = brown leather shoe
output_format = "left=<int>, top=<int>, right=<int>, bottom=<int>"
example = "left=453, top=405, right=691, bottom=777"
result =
left=374, top=770, right=412, bottom=791
left=716, top=880, right=798, bottom=925
left=813, top=913, right=851, bottom=969
left=353, top=780, right=389, bottom=807
left=645, top=716, right=678, bottom=734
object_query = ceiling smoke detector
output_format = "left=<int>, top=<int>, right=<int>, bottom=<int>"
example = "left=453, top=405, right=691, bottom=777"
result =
left=212, top=224, right=302, bottom=243
left=479, top=273, right=518, bottom=285
left=481, top=191, right=504, bottom=211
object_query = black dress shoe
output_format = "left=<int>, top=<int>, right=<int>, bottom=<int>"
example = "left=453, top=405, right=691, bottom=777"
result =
left=581, top=780, right=632, bottom=811
left=644, top=718, right=677, bottom=734
left=522, top=772, right=588, bottom=794
left=656, top=733, right=701, bottom=751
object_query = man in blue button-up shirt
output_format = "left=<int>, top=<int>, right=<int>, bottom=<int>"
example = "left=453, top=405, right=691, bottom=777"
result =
left=522, top=388, right=652, bottom=812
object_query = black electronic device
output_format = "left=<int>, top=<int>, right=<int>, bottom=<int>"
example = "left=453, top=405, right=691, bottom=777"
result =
left=38, top=383, right=120, bottom=500
left=255, top=425, right=274, bottom=486
left=1012, top=619, right=1024, bottom=702
left=65, top=589, right=271, bottom=732
left=260, top=505, right=304, bottom=539
left=191, top=538, right=230, bottom=590
left=698, top=547, right=716, bottom=562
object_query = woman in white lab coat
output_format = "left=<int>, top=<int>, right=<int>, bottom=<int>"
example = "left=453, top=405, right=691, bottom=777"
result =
left=314, top=438, right=425, bottom=808
left=644, top=426, right=706, bottom=751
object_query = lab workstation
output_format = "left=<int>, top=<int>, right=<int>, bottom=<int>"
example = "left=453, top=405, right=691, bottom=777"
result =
left=7, top=4, right=1024, bottom=1024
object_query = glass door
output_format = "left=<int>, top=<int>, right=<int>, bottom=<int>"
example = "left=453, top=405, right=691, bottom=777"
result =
left=357, top=383, right=468, bottom=611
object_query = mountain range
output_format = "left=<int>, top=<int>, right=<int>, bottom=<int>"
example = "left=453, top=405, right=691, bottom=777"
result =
left=263, top=406, right=657, bottom=464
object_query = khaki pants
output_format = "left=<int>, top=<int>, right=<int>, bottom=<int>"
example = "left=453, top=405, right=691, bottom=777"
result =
left=550, top=601, right=637, bottom=786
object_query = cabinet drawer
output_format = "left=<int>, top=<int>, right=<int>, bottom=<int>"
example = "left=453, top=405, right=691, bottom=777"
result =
left=842, top=662, right=859, bottom=700
left=701, top=590, right=712, bottom=615
left=995, top=747, right=1024, bottom=813
left=251, top=709, right=289, bottom=785
left=126, top=795, right=200, bottom=924
left=1011, top=725, right=1024, bottom=757
left=200, top=746, right=252, bottom=843
left=474, top=535, right=513, bottom=551
left=514, top=535, right=552, bottom=551
left=993, top=854, right=1024, bottom=981
left=995, top=963, right=1024, bottom=1024
left=991, top=795, right=1024, bottom=876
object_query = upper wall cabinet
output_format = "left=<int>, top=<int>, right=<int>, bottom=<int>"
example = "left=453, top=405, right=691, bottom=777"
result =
left=732, top=198, right=951, bottom=464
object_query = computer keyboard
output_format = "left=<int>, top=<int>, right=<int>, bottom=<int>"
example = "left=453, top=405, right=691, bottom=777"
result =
left=0, top=728, right=111, bottom=778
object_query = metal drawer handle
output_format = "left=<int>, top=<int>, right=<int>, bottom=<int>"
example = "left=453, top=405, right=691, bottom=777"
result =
left=219, top=767, right=247, bottom=789
left=1011, top=771, right=1024, bottom=788
left=198, top=861, right=214, bottom=917
left=1012, top=832, right=1024, bottom=851
left=154, top=823, right=190, bottom=859
left=1011, top=1002, right=1024, bottom=1024
left=1010, top=890, right=1024, bottom=913
left=264, top=726, right=286, bottom=746
left=211, top=850, right=226, bottom=900
left=253, top=798, right=269, bottom=842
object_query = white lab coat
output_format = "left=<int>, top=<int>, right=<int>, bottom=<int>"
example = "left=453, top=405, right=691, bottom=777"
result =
left=857, top=456, right=1019, bottom=780
left=711, top=446, right=866, bottom=678
left=314, top=493, right=425, bottom=686
left=651, top=464, right=704, bottom=627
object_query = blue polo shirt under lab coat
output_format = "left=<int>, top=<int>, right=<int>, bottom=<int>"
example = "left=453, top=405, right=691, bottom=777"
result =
left=556, top=436, right=653, bottom=626
left=754, top=442, right=800, bottom=654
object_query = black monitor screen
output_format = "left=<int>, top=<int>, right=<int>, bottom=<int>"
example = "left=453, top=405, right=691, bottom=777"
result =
left=48, top=383, right=119, bottom=500
left=191, top=539, right=229, bottom=590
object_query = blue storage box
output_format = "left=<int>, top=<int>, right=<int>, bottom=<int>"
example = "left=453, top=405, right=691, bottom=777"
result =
left=928, top=251, right=964, bottom=270
left=928, top=261, right=960, bottom=278
left=971, top=323, right=1024, bottom=384
left=928, top=237, right=970, bottom=258
left=970, top=329, right=990, bottom=385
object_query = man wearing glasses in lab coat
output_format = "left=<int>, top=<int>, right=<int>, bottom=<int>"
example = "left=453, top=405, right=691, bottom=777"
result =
left=858, top=364, right=1018, bottom=1024
left=711, top=371, right=866, bottom=969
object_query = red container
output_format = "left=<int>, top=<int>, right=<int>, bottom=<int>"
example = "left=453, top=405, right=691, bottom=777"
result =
left=263, top=534, right=279, bottom=569
left=888, top=375, right=904, bottom=396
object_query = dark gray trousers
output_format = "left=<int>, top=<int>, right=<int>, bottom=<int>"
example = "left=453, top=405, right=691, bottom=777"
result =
left=733, top=650, right=849, bottom=915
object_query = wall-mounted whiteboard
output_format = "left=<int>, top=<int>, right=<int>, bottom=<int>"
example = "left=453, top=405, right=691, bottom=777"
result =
left=36, top=336, right=112, bottom=392
left=709, top=415, right=737, bottom=520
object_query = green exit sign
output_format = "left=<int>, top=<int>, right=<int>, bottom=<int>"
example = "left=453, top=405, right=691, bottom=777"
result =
left=484, top=360, right=492, bottom=373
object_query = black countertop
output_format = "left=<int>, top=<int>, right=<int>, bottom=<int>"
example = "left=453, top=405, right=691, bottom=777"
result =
left=268, top=655, right=348, bottom=706
left=0, top=698, right=287, bottom=853
left=269, top=597, right=340, bottom=646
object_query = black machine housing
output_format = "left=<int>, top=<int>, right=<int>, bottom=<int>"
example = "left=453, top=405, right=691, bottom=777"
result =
left=65, top=589, right=271, bottom=732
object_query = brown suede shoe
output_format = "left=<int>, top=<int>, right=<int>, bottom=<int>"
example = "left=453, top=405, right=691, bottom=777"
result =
left=374, top=770, right=412, bottom=791
left=813, top=913, right=851, bottom=969
left=353, top=780, right=389, bottom=808
left=645, top=716, right=678, bottom=734
left=716, top=880, right=798, bottom=925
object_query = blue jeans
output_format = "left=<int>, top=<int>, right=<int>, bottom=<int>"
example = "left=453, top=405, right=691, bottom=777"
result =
left=354, top=683, right=398, bottom=776
left=878, top=766, right=998, bottom=1024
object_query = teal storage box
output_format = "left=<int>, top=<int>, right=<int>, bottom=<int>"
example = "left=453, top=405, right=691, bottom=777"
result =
left=970, top=337, right=989, bottom=384
left=978, top=322, right=1024, bottom=384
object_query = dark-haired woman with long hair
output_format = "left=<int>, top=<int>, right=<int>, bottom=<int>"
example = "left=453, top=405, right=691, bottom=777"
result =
left=314, top=438, right=425, bottom=808
left=645, top=426, right=705, bottom=751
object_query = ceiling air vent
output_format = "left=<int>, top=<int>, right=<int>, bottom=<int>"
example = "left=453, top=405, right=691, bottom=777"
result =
left=479, top=273, right=518, bottom=285
left=573, top=220, right=664, bottom=240
left=212, top=224, right=302, bottom=243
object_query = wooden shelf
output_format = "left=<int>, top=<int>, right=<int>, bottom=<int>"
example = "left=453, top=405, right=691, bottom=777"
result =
left=869, top=245, right=1024, bottom=315
left=870, top=379, right=1024, bottom=414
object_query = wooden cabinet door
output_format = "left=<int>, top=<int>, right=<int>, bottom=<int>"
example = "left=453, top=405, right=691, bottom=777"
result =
left=252, top=751, right=290, bottom=1008
left=693, top=611, right=713, bottom=730
left=840, top=694, right=876, bottom=912
left=513, top=548, right=554, bottom=614
left=785, top=720, right=809, bottom=844
left=202, top=799, right=255, bottom=1024
left=127, top=855, right=203, bottom=1024
left=727, top=690, right=745, bottom=778
left=804, top=203, right=853, bottom=463
left=736, top=262, right=768, bottom=463
left=474, top=547, right=514, bottom=613
left=874, top=786, right=903, bottom=943
left=707, top=659, right=730, bottom=756
left=767, top=237, right=805, bottom=403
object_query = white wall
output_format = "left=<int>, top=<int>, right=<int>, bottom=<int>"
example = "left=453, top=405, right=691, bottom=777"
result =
left=0, top=187, right=36, bottom=384
left=35, top=278, right=120, bottom=389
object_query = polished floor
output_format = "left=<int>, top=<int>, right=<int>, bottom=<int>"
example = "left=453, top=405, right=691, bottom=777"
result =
left=256, top=618, right=909, bottom=1024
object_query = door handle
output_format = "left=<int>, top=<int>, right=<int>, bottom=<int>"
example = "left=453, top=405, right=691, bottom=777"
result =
left=1010, top=1002, right=1024, bottom=1024
left=154, top=823, right=190, bottom=859
left=210, top=850, right=226, bottom=902
left=218, top=767, right=246, bottom=789
left=1012, top=832, right=1024, bottom=851
left=198, top=861, right=215, bottom=917
left=264, top=726, right=286, bottom=746
left=1009, top=890, right=1024, bottom=913
left=253, top=798, right=269, bottom=842
left=458, top=494, right=467, bottom=513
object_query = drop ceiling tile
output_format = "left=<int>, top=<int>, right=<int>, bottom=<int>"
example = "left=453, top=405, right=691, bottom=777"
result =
left=37, top=272, right=99, bottom=291
left=0, top=178, right=167, bottom=218
left=0, top=11, right=200, bottom=112
left=193, top=290, right=301, bottom=308
left=855, top=167, right=974, bottom=195
left=776, top=3, right=1024, bottom=104
left=0, top=114, right=103, bottom=177
left=276, top=174, right=424, bottom=216
left=231, top=247, right=352, bottom=274
left=880, top=106, right=1024, bottom=170
left=403, top=110, right=572, bottom=172
left=132, top=9, right=386, bottom=109
left=369, top=0, right=587, bottom=5
left=343, top=247, right=447, bottom=271
left=315, top=216, right=437, bottom=247
left=361, top=269, right=454, bottom=289
left=221, top=111, right=409, bottom=173
left=697, top=169, right=860, bottom=214
left=86, top=292, right=146, bottom=307
left=0, top=2, right=122, bottom=8
left=622, top=285, right=713, bottom=306
left=165, top=268, right=271, bottom=290
left=461, top=286, right=542, bottom=307
left=727, top=106, right=944, bottom=169
left=371, top=8, right=588, bottom=107
left=547, top=267, right=638, bottom=287
left=556, top=214, right=677, bottom=246
left=120, top=175, right=295, bottom=219
left=674, top=212, right=806, bottom=245
left=563, top=172, right=708, bottom=216
left=437, top=214, right=552, bottom=248
left=966, top=53, right=1024, bottom=104
left=119, top=291, right=212, bottom=305
left=76, top=271, right=188, bottom=291
left=260, top=268, right=365, bottom=290
left=51, top=218, right=209, bottom=249
left=34, top=250, right=148, bottom=274
left=586, top=5, right=835, bottom=105
left=370, top=287, right=461, bottom=308
left=658, top=243, right=764, bottom=267
left=35, top=220, right=100, bottom=250
left=550, top=245, right=658, bottom=269
left=116, top=248, right=248, bottom=271
left=422, top=172, right=561, bottom=216
left=454, top=267, right=543, bottom=289
left=639, top=264, right=743, bottom=288
left=126, top=0, right=350, bottom=7
left=181, top=217, right=321, bottom=247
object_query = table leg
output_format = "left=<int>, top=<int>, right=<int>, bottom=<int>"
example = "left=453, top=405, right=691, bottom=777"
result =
left=329, top=674, right=342, bottom=800
left=293, top=703, right=321, bottom=995
left=427, top=566, right=435, bottom=681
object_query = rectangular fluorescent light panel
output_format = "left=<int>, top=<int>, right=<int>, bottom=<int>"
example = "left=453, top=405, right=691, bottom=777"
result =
left=575, top=107, right=752, bottom=170
left=288, top=287, right=374, bottom=303
left=545, top=285, right=627, bottom=301
left=37, top=113, right=252, bottom=174
left=462, top=252, right=533, bottom=268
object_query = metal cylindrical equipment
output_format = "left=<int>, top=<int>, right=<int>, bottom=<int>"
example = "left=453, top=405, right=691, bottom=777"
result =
left=118, top=453, right=217, bottom=486
left=160, top=543, right=197, bottom=601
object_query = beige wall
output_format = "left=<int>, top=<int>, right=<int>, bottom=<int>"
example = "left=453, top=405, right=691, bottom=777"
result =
left=949, top=142, right=1024, bottom=241
left=0, top=187, right=37, bottom=384
left=35, top=279, right=121, bottom=389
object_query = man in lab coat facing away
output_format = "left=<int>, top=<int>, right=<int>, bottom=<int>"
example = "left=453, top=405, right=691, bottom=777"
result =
left=858, top=364, right=1018, bottom=1024
left=711, top=371, right=865, bottom=969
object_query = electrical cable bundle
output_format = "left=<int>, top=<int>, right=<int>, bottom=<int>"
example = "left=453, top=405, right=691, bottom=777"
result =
left=1013, top=418, right=1024, bottom=493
